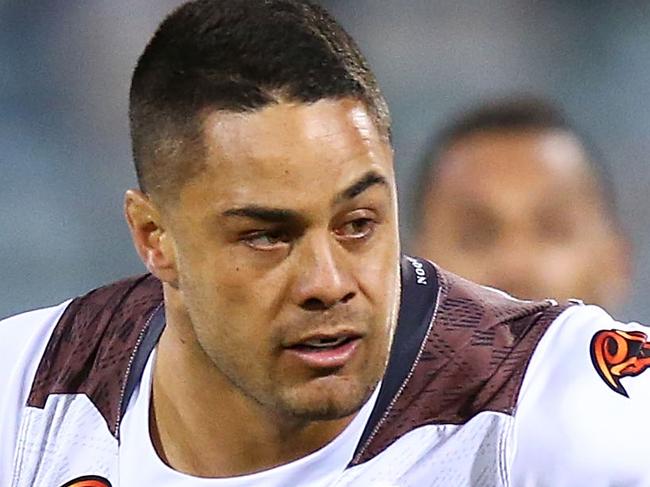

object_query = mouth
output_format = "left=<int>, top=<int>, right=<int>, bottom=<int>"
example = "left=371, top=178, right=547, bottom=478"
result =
left=283, top=332, right=363, bottom=369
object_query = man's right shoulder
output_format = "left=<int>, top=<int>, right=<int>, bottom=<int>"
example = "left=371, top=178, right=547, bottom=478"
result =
left=0, top=300, right=72, bottom=408
left=0, top=301, right=72, bottom=387
left=0, top=301, right=72, bottom=481
left=0, top=272, right=160, bottom=387
left=0, top=274, right=163, bottom=484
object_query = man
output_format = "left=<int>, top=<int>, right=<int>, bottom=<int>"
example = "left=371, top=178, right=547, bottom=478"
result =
left=1, top=2, right=648, bottom=486
left=411, top=97, right=631, bottom=308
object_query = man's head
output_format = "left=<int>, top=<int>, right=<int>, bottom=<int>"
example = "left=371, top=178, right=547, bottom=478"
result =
left=411, top=96, right=630, bottom=307
left=125, top=0, right=399, bottom=423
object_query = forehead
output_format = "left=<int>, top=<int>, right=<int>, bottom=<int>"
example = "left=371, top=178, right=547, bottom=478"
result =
left=431, top=130, right=598, bottom=208
left=178, top=99, right=393, bottom=209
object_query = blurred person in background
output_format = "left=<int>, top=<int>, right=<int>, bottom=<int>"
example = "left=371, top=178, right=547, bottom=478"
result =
left=411, top=96, right=631, bottom=308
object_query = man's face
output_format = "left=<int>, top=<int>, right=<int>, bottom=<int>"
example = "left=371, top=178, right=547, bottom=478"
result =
left=162, top=99, right=399, bottom=421
left=413, top=129, right=629, bottom=306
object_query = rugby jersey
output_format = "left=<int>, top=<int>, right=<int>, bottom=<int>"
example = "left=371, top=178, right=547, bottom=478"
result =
left=2, top=256, right=649, bottom=486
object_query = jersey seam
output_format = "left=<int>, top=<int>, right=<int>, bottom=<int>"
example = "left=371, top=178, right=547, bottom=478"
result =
left=10, top=408, right=33, bottom=487
left=507, top=303, right=575, bottom=416
left=352, top=262, right=443, bottom=463
left=498, top=416, right=511, bottom=487
left=115, top=302, right=162, bottom=439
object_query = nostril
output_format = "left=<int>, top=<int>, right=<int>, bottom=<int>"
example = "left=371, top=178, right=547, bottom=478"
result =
left=300, top=292, right=355, bottom=310
left=301, top=298, right=328, bottom=311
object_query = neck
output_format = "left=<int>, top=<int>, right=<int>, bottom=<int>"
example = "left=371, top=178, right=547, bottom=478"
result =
left=150, top=291, right=358, bottom=478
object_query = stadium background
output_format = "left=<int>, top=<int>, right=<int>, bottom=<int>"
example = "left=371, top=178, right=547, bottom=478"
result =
left=2, top=1, right=649, bottom=322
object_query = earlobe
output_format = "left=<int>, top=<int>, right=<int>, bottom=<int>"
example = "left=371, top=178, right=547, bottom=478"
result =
left=124, top=189, right=178, bottom=285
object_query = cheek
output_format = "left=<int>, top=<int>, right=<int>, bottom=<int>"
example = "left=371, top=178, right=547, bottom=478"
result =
left=180, top=246, right=291, bottom=335
left=355, top=240, right=399, bottom=308
left=534, top=245, right=598, bottom=290
left=183, top=274, right=271, bottom=358
left=179, top=238, right=246, bottom=289
left=177, top=245, right=252, bottom=317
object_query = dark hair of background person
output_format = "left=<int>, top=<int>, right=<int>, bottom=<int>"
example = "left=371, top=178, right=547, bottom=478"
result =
left=409, top=95, right=622, bottom=238
left=129, top=0, right=391, bottom=202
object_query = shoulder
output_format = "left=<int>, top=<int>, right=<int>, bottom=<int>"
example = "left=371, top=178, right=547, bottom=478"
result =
left=510, top=304, right=650, bottom=485
left=0, top=301, right=71, bottom=394
left=356, top=261, right=569, bottom=463
left=0, top=275, right=163, bottom=483
left=0, top=301, right=71, bottom=480
left=26, top=274, right=163, bottom=436
left=416, top=266, right=570, bottom=421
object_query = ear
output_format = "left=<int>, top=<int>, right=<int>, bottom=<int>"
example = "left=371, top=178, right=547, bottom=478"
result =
left=124, top=189, right=178, bottom=286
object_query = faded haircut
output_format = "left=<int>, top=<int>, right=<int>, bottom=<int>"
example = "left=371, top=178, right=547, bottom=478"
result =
left=129, top=0, right=390, bottom=201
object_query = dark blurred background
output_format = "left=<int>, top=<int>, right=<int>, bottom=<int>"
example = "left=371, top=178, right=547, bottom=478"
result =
left=2, top=1, right=649, bottom=321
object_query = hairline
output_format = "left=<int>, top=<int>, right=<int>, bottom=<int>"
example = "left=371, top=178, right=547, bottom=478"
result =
left=147, top=95, right=392, bottom=207
left=410, top=124, right=624, bottom=240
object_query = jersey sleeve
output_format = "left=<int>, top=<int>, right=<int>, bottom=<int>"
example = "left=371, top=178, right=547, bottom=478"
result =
left=0, top=302, right=70, bottom=485
left=509, top=304, right=650, bottom=487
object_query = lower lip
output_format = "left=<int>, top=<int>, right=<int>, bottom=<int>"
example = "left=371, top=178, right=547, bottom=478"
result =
left=284, top=338, right=361, bottom=369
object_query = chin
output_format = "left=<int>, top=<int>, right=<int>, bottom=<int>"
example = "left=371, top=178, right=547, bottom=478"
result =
left=279, top=374, right=379, bottom=421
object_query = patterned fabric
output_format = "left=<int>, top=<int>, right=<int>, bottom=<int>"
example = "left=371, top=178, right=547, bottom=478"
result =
left=24, top=259, right=569, bottom=460
left=354, top=266, right=568, bottom=463
left=11, top=256, right=577, bottom=486
left=27, top=274, right=162, bottom=437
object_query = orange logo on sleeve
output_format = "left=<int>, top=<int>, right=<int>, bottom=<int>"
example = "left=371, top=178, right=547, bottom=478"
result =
left=60, top=476, right=112, bottom=487
left=590, top=329, right=650, bottom=397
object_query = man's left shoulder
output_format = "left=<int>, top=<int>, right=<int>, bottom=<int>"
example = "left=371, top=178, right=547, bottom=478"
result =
left=354, top=263, right=571, bottom=463
left=409, top=267, right=573, bottom=422
left=520, top=303, right=650, bottom=402
left=510, top=304, right=650, bottom=484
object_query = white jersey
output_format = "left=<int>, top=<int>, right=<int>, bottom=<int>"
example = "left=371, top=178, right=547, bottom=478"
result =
left=2, top=257, right=650, bottom=486
left=119, top=350, right=379, bottom=486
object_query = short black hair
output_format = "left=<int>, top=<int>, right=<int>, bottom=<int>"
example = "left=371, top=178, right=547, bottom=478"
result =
left=129, top=0, right=390, bottom=201
left=436, top=96, right=571, bottom=148
left=410, top=95, right=621, bottom=234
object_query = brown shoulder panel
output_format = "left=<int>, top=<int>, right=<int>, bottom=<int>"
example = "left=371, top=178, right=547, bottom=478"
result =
left=356, top=266, right=571, bottom=463
left=27, top=274, right=163, bottom=437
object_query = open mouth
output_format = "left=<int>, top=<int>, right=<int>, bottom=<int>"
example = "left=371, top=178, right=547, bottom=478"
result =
left=290, top=335, right=356, bottom=351
left=285, top=333, right=362, bottom=368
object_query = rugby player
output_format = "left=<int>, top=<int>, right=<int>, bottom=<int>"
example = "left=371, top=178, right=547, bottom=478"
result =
left=1, top=2, right=648, bottom=486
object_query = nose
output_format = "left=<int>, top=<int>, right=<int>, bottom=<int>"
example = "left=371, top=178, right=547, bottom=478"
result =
left=292, top=233, right=356, bottom=311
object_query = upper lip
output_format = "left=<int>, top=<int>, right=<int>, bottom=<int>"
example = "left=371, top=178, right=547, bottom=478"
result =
left=284, top=329, right=364, bottom=348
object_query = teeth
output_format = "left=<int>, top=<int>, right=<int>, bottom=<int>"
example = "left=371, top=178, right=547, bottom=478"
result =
left=303, top=336, right=348, bottom=348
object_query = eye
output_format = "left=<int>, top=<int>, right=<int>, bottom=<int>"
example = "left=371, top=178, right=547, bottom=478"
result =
left=336, top=217, right=376, bottom=241
left=241, top=230, right=291, bottom=251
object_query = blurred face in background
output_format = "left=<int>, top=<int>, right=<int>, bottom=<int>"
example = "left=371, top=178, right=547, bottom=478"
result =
left=412, top=129, right=630, bottom=308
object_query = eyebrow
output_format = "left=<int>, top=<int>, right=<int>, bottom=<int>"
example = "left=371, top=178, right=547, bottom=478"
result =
left=221, top=171, right=389, bottom=223
left=222, top=206, right=300, bottom=223
left=334, top=170, right=388, bottom=203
